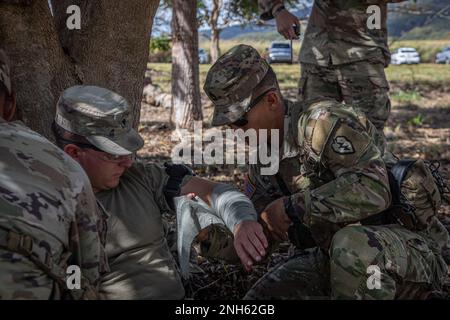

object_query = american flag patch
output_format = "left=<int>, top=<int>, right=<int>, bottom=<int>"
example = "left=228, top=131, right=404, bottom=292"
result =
left=244, top=174, right=256, bottom=198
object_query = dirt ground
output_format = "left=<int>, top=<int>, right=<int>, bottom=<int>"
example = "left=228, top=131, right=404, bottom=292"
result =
left=137, top=84, right=450, bottom=299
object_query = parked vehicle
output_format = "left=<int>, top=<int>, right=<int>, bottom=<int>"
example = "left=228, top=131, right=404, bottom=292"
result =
left=199, top=48, right=209, bottom=64
left=391, top=47, right=421, bottom=65
left=267, top=41, right=293, bottom=64
left=436, top=46, right=450, bottom=64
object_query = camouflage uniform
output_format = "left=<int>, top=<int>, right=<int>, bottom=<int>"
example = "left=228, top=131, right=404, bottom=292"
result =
left=259, top=0, right=408, bottom=150
left=0, top=51, right=108, bottom=299
left=204, top=45, right=449, bottom=299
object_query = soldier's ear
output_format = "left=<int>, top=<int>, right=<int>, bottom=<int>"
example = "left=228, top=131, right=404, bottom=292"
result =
left=3, top=89, right=16, bottom=122
left=266, top=91, right=280, bottom=111
left=64, top=144, right=82, bottom=160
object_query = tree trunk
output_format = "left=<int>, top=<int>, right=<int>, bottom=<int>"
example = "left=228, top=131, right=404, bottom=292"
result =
left=0, top=0, right=159, bottom=137
left=0, top=0, right=77, bottom=138
left=52, top=0, right=159, bottom=129
left=210, top=27, right=221, bottom=64
left=171, top=0, right=202, bottom=130
left=209, top=0, right=222, bottom=64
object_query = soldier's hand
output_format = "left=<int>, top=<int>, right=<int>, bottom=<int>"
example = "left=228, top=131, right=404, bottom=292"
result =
left=185, top=193, right=196, bottom=200
left=275, top=9, right=300, bottom=40
left=233, top=220, right=268, bottom=272
left=260, top=197, right=291, bottom=242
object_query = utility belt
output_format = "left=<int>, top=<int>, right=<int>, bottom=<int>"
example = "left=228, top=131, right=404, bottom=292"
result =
left=284, top=158, right=449, bottom=249
left=362, top=158, right=449, bottom=231
left=0, top=227, right=98, bottom=300
left=361, top=159, right=417, bottom=228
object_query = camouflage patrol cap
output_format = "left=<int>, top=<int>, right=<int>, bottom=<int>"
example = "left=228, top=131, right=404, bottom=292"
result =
left=55, top=85, right=144, bottom=155
left=0, top=49, right=12, bottom=95
left=204, top=44, right=273, bottom=126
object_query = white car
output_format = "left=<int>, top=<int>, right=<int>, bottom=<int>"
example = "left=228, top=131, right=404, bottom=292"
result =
left=391, top=47, right=421, bottom=65
left=267, top=42, right=293, bottom=64
left=199, top=48, right=209, bottom=64
left=436, top=46, right=450, bottom=64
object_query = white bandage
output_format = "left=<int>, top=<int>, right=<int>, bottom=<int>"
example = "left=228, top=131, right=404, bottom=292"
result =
left=210, top=184, right=257, bottom=232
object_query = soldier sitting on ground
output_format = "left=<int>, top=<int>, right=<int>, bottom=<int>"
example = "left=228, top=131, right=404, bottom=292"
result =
left=51, top=85, right=268, bottom=299
left=203, top=44, right=449, bottom=299
left=0, top=49, right=108, bottom=300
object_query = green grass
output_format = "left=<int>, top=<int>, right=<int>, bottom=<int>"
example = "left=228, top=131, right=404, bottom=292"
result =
left=149, top=39, right=450, bottom=92
left=386, top=63, right=450, bottom=86
left=148, top=62, right=450, bottom=93
left=391, top=90, right=422, bottom=102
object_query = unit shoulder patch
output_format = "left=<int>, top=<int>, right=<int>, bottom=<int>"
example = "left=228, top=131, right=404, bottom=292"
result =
left=331, top=136, right=355, bottom=154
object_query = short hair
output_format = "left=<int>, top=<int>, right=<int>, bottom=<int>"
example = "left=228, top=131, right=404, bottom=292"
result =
left=51, top=122, right=90, bottom=149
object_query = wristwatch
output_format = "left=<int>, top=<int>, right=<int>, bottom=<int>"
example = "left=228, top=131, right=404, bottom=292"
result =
left=272, top=4, right=286, bottom=18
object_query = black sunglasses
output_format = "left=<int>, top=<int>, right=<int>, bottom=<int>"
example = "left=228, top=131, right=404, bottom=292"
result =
left=230, top=88, right=276, bottom=127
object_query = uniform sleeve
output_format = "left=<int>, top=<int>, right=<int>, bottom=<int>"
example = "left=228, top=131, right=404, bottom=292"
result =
left=244, top=164, right=283, bottom=214
left=143, top=163, right=173, bottom=214
left=293, top=111, right=391, bottom=246
left=258, top=0, right=284, bottom=20
left=71, top=175, right=109, bottom=292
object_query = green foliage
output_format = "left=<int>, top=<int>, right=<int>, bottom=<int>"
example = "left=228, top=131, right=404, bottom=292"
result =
left=407, top=114, right=424, bottom=126
left=228, top=0, right=260, bottom=22
left=399, top=19, right=450, bottom=41
left=150, top=36, right=171, bottom=53
left=388, top=0, right=449, bottom=39
left=149, top=36, right=172, bottom=63
left=228, top=0, right=298, bottom=22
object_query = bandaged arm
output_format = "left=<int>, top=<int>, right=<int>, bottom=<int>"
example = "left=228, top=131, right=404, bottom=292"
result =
left=175, top=172, right=258, bottom=232
left=209, top=184, right=258, bottom=232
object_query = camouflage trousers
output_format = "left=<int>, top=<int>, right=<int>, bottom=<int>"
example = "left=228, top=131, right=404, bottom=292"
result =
left=0, top=248, right=54, bottom=299
left=245, top=224, right=448, bottom=300
left=298, top=60, right=390, bottom=152
left=244, top=247, right=330, bottom=299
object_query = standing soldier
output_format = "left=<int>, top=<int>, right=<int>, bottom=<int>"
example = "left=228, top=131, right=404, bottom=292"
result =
left=259, top=0, right=408, bottom=152
left=0, top=49, right=108, bottom=299
left=203, top=45, right=448, bottom=299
